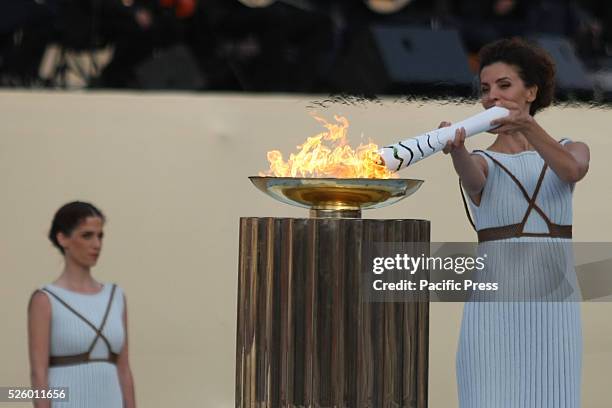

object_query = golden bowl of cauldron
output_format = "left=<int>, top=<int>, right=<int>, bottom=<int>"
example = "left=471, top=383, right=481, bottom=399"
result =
left=249, top=176, right=423, bottom=218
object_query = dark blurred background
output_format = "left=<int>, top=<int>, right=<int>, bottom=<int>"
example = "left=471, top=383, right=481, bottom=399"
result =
left=1, top=0, right=611, bottom=101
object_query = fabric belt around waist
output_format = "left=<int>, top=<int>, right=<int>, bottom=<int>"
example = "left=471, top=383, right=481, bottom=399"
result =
left=477, top=223, right=572, bottom=242
left=49, top=352, right=119, bottom=367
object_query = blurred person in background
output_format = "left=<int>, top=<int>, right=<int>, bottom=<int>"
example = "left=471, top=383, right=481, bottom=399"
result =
left=359, top=0, right=441, bottom=25
left=441, top=0, right=604, bottom=64
left=0, top=0, right=58, bottom=85
left=442, top=0, right=531, bottom=53
left=196, top=0, right=334, bottom=92
left=573, top=0, right=612, bottom=68
left=28, top=202, right=135, bottom=408
left=94, top=0, right=196, bottom=87
left=524, top=0, right=605, bottom=69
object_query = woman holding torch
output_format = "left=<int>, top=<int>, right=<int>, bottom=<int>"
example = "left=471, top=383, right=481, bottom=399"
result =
left=441, top=38, right=589, bottom=407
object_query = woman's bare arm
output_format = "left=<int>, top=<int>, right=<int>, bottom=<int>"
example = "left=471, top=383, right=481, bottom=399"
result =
left=117, top=294, right=136, bottom=408
left=521, top=123, right=590, bottom=182
left=440, top=124, right=489, bottom=203
left=28, top=291, right=51, bottom=408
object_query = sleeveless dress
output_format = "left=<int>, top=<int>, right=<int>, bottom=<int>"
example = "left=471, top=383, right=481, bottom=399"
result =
left=456, top=142, right=583, bottom=408
left=40, top=283, right=125, bottom=408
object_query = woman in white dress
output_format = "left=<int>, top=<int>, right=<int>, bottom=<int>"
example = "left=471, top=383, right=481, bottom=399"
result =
left=28, top=202, right=136, bottom=408
left=441, top=38, right=590, bottom=407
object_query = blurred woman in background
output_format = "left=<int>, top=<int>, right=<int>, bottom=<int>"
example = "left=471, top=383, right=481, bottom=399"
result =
left=28, top=201, right=135, bottom=408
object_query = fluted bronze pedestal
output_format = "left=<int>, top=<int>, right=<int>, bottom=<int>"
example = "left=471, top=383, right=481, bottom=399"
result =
left=237, top=217, right=430, bottom=407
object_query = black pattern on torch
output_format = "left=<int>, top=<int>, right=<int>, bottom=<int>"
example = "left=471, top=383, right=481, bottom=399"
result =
left=427, top=134, right=435, bottom=152
left=398, top=142, right=415, bottom=169
left=386, top=146, right=404, bottom=172
left=416, top=140, right=424, bottom=158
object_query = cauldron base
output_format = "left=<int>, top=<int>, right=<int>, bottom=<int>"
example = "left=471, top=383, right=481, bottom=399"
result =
left=236, top=217, right=430, bottom=407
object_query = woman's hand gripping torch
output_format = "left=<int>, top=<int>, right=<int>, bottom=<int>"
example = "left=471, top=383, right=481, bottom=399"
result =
left=377, top=107, right=510, bottom=172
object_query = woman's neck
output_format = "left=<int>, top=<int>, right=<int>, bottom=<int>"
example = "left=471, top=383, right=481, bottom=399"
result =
left=489, top=132, right=534, bottom=154
left=55, top=260, right=98, bottom=290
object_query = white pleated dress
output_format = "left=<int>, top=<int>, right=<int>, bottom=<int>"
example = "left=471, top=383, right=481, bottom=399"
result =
left=41, top=283, right=125, bottom=408
left=456, top=142, right=583, bottom=408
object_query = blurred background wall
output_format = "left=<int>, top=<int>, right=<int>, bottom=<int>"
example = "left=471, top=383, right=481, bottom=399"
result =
left=0, top=91, right=611, bottom=407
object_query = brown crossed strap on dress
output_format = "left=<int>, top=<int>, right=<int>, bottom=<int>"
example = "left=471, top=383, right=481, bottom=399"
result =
left=460, top=149, right=572, bottom=242
left=43, top=284, right=119, bottom=367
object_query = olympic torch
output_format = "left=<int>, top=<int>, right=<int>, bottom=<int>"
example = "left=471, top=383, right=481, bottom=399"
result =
left=378, top=106, right=510, bottom=172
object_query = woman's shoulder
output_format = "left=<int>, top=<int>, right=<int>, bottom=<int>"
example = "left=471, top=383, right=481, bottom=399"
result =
left=99, top=282, right=126, bottom=300
left=29, top=287, right=51, bottom=302
left=560, top=138, right=590, bottom=151
left=28, top=288, right=51, bottom=316
left=104, top=283, right=127, bottom=304
left=108, top=282, right=125, bottom=292
left=553, top=137, right=590, bottom=149
left=111, top=283, right=126, bottom=300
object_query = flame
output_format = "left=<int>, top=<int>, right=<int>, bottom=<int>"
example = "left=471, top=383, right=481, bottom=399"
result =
left=261, top=115, right=396, bottom=179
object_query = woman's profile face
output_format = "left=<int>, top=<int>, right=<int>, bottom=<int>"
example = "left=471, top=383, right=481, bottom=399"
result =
left=58, top=216, right=104, bottom=268
left=479, top=62, right=537, bottom=113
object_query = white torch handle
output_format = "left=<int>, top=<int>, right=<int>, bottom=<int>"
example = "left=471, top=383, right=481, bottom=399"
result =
left=379, top=106, right=510, bottom=172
